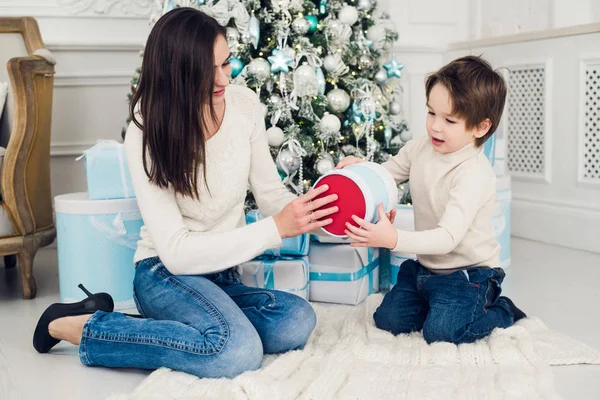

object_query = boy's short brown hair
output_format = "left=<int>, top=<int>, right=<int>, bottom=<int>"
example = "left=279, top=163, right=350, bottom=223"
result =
left=425, top=55, right=507, bottom=147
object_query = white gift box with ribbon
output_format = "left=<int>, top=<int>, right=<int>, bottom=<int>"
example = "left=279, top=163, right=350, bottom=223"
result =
left=239, top=256, right=310, bottom=301
left=78, top=140, right=135, bottom=200
left=308, top=242, right=379, bottom=305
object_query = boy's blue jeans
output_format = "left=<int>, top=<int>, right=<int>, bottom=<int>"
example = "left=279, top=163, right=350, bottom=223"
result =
left=78, top=257, right=316, bottom=378
left=374, top=259, right=514, bottom=344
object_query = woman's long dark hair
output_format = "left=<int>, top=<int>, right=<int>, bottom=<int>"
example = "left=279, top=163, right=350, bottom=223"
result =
left=130, top=8, right=226, bottom=199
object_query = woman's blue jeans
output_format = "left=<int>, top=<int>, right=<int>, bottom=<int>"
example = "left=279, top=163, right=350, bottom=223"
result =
left=78, top=257, right=316, bottom=378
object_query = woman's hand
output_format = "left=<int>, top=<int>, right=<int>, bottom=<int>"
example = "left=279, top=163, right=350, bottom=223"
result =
left=273, top=185, right=338, bottom=239
left=335, top=156, right=365, bottom=169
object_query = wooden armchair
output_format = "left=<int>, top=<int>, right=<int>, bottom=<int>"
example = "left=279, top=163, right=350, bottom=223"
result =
left=0, top=17, right=56, bottom=299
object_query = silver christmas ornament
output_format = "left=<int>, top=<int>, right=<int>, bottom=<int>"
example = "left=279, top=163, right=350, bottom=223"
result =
left=248, top=58, right=271, bottom=81
left=374, top=69, right=388, bottom=85
left=266, top=126, right=285, bottom=147
left=316, top=156, right=335, bottom=175
left=327, top=88, right=351, bottom=113
left=384, top=125, right=393, bottom=147
left=338, top=5, right=359, bottom=26
left=389, top=101, right=402, bottom=115
left=292, top=17, right=310, bottom=35
left=400, top=130, right=413, bottom=142
left=226, top=27, right=240, bottom=43
left=359, top=54, right=375, bottom=69
left=277, top=149, right=300, bottom=175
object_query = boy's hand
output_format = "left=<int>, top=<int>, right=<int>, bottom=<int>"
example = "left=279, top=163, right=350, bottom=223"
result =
left=335, top=156, right=365, bottom=169
left=345, top=203, right=398, bottom=249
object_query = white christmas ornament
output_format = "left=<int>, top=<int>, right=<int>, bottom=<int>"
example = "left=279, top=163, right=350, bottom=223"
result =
left=293, top=63, right=318, bottom=97
left=366, top=25, right=387, bottom=49
left=323, top=54, right=348, bottom=76
left=400, top=130, right=412, bottom=142
left=327, top=88, right=351, bottom=113
left=338, top=5, right=359, bottom=26
left=248, top=58, right=271, bottom=81
left=266, top=126, right=285, bottom=147
left=357, top=0, right=373, bottom=11
left=366, top=25, right=386, bottom=42
left=374, top=69, right=388, bottom=85
left=320, top=113, right=341, bottom=133
left=316, top=67, right=326, bottom=95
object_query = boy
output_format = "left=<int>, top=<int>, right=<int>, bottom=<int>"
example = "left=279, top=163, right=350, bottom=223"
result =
left=336, top=55, right=525, bottom=344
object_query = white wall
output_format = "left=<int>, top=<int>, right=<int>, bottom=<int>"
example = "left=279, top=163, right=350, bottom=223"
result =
left=0, top=0, right=152, bottom=199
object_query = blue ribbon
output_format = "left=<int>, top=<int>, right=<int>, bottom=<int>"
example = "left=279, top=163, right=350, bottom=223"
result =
left=253, top=255, right=310, bottom=298
left=309, top=248, right=378, bottom=294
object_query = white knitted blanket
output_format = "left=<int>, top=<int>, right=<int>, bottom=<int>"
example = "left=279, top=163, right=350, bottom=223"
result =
left=110, top=294, right=600, bottom=400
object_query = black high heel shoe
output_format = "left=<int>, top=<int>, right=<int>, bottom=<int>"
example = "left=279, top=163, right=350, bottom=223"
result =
left=33, top=284, right=114, bottom=353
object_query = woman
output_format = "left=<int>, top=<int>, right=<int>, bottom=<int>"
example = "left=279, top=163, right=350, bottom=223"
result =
left=33, top=7, right=338, bottom=378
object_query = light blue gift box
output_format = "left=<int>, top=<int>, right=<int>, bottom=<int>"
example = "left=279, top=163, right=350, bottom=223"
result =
left=54, top=193, right=143, bottom=311
left=80, top=140, right=135, bottom=200
left=245, top=210, right=310, bottom=256
left=389, top=253, right=417, bottom=287
left=239, top=256, right=310, bottom=300
left=493, top=175, right=511, bottom=269
left=483, top=134, right=496, bottom=165
left=308, top=242, right=379, bottom=305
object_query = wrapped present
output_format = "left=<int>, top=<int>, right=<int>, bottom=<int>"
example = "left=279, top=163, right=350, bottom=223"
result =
left=493, top=175, right=511, bottom=268
left=246, top=210, right=309, bottom=256
left=310, top=234, right=353, bottom=244
left=376, top=204, right=415, bottom=290
left=389, top=251, right=417, bottom=287
left=492, top=136, right=507, bottom=176
left=79, top=140, right=135, bottom=200
left=308, top=242, right=379, bottom=305
left=239, top=256, right=310, bottom=300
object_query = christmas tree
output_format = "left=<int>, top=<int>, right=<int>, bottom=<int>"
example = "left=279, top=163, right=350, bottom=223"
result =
left=125, top=0, right=412, bottom=207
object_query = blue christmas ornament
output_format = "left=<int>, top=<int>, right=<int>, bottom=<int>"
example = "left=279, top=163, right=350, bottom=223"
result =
left=316, top=67, right=326, bottom=95
left=383, top=56, right=404, bottom=79
left=230, top=57, right=244, bottom=78
left=319, top=0, right=328, bottom=15
left=249, top=15, right=260, bottom=49
left=306, top=15, right=319, bottom=33
left=268, top=49, right=294, bottom=74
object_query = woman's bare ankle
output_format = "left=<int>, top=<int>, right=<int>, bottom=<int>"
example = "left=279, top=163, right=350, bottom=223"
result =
left=48, top=314, right=92, bottom=345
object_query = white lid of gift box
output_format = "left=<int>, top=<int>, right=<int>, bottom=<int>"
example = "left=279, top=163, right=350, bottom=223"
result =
left=54, top=192, right=140, bottom=215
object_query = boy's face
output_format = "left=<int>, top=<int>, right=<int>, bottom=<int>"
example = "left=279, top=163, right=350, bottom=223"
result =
left=425, top=84, right=486, bottom=154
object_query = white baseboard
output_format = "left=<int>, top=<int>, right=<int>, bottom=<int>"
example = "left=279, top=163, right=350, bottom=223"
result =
left=512, top=197, right=600, bottom=254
